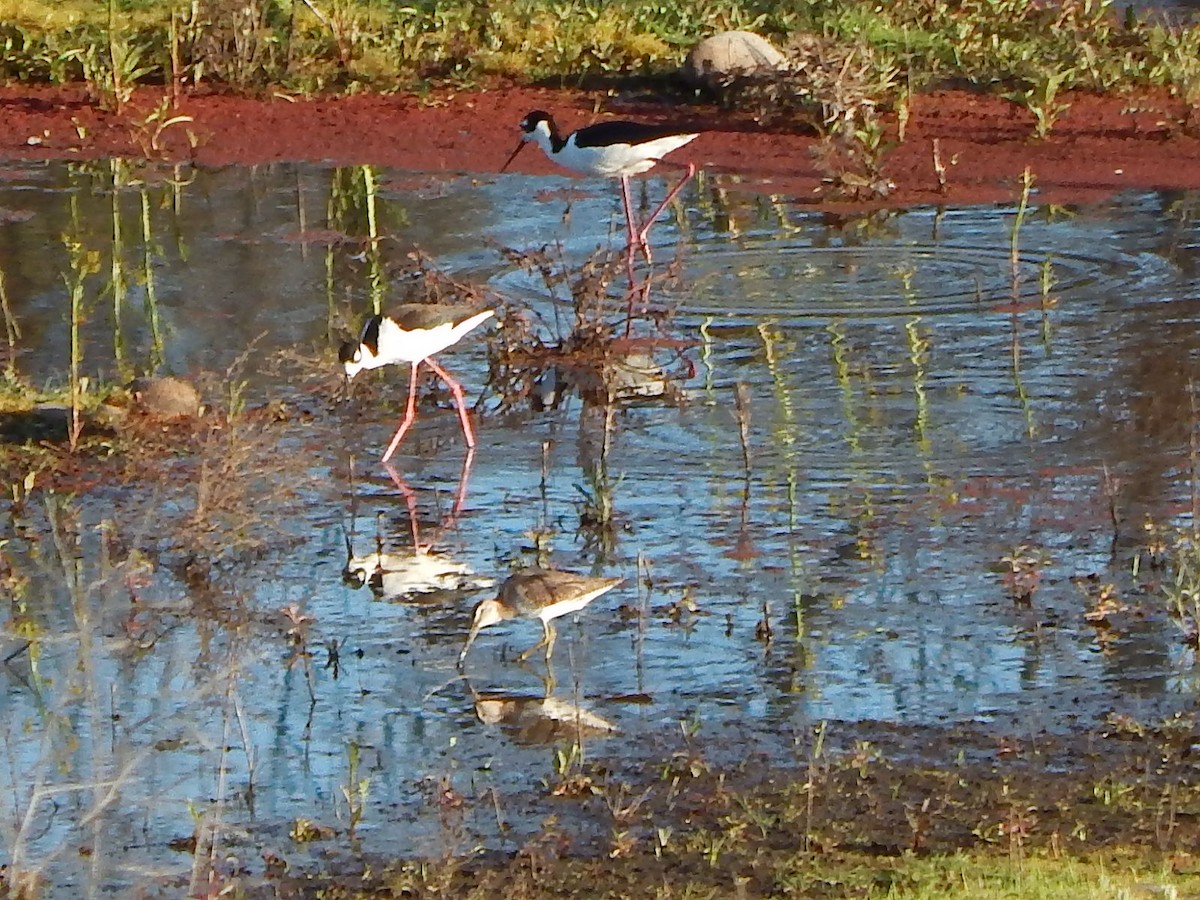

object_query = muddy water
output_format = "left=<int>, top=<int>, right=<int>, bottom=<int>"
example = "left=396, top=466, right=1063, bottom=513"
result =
left=2, top=160, right=1200, bottom=892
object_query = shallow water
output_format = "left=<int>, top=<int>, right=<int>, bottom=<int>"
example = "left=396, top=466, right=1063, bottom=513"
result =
left=3, top=159, right=1200, bottom=892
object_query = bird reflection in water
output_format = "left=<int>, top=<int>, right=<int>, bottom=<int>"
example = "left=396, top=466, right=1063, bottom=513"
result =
left=468, top=681, right=617, bottom=746
left=343, top=450, right=493, bottom=602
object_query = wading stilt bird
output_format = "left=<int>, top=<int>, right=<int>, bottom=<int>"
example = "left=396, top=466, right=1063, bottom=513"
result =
left=457, top=568, right=624, bottom=666
left=501, top=110, right=699, bottom=270
left=340, top=305, right=494, bottom=462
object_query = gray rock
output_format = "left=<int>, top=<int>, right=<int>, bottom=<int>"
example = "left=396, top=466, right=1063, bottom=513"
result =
left=684, top=31, right=788, bottom=88
left=131, top=376, right=202, bottom=419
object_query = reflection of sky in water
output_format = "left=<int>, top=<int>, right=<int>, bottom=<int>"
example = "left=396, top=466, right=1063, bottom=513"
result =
left=3, top=162, right=1200, bottom=888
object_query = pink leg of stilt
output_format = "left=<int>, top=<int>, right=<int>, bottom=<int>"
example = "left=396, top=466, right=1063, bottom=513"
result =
left=621, top=174, right=652, bottom=334
left=634, top=161, right=697, bottom=253
left=452, top=447, right=475, bottom=517
left=620, top=174, right=639, bottom=287
left=381, top=360, right=421, bottom=464
left=424, top=357, right=477, bottom=448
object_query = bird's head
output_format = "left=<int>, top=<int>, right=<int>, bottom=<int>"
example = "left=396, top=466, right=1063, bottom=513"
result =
left=518, top=110, right=554, bottom=138
left=457, top=597, right=514, bottom=667
left=471, top=597, right=511, bottom=630
left=339, top=339, right=372, bottom=381
left=339, top=313, right=384, bottom=386
left=502, top=110, right=555, bottom=172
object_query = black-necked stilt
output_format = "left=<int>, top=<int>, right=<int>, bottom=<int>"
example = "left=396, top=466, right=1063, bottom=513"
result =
left=457, top=567, right=623, bottom=665
left=501, top=110, right=698, bottom=267
left=340, top=304, right=494, bottom=461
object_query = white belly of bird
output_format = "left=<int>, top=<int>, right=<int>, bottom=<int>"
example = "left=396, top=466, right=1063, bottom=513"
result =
left=560, top=133, right=697, bottom=179
left=375, top=314, right=485, bottom=365
left=536, top=585, right=611, bottom=622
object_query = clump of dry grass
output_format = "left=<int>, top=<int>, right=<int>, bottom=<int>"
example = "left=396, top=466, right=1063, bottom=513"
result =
left=710, top=34, right=902, bottom=200
left=487, top=245, right=693, bottom=415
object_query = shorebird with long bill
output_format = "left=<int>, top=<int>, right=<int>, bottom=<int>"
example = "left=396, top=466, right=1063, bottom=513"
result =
left=501, top=109, right=699, bottom=273
left=340, top=304, right=494, bottom=462
left=457, top=567, right=623, bottom=666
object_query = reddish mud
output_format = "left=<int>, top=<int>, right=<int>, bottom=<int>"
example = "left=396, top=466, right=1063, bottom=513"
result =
left=0, top=82, right=1198, bottom=207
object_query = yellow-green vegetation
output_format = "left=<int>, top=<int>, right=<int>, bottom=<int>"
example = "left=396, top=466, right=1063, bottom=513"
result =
left=781, top=851, right=1191, bottom=898
left=282, top=715, right=1200, bottom=899
left=300, top=850, right=1194, bottom=898
left=1160, top=527, right=1200, bottom=647
left=3, top=0, right=1200, bottom=104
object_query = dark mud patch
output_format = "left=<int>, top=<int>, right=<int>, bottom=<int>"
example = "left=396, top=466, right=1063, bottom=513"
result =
left=258, top=716, right=1200, bottom=898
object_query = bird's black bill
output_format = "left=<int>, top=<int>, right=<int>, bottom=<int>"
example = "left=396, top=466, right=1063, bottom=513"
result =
left=500, top=138, right=527, bottom=173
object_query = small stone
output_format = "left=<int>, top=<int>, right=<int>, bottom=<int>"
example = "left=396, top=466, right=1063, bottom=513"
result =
left=131, top=376, right=202, bottom=419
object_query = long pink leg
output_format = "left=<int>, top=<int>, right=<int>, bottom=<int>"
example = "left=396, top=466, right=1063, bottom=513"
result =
left=452, top=448, right=475, bottom=517
left=619, top=161, right=696, bottom=311
left=621, top=174, right=655, bottom=334
left=620, top=174, right=639, bottom=287
left=424, top=357, right=477, bottom=448
left=634, top=160, right=697, bottom=255
left=381, top=360, right=421, bottom=463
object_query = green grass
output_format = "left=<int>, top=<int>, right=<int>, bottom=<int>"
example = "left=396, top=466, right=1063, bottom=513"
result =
left=778, top=851, right=1190, bottom=898
left=3, top=0, right=1200, bottom=105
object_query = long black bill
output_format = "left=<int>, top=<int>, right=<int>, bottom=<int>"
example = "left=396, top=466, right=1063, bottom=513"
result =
left=337, top=339, right=357, bottom=401
left=500, top=138, right=527, bottom=173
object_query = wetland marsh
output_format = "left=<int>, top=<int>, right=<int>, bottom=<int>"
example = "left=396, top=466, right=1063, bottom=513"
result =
left=3, top=150, right=1200, bottom=895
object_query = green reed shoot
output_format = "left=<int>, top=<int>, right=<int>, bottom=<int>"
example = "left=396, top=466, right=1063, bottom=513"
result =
left=140, top=187, right=165, bottom=371
left=62, top=211, right=101, bottom=452
left=362, top=165, right=385, bottom=315
left=1010, top=168, right=1035, bottom=283
left=1039, top=256, right=1057, bottom=348
left=756, top=321, right=798, bottom=461
left=109, top=160, right=129, bottom=378
left=294, top=169, right=310, bottom=260
left=326, top=166, right=398, bottom=320
left=577, top=401, right=619, bottom=558
left=802, top=720, right=827, bottom=852
left=0, top=265, right=19, bottom=381
left=1020, top=69, right=1072, bottom=139
left=341, top=740, right=369, bottom=839
left=106, top=0, right=123, bottom=110
left=1008, top=169, right=1037, bottom=438
left=897, top=265, right=930, bottom=454
left=826, top=321, right=862, bottom=457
